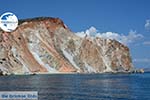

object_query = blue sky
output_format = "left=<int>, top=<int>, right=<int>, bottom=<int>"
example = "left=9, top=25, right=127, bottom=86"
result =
left=0, top=0, right=150, bottom=68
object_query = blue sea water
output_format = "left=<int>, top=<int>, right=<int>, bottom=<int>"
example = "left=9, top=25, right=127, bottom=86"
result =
left=0, top=73, right=150, bottom=100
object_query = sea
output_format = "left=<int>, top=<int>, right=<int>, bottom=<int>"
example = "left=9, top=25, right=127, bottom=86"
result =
left=0, top=73, right=150, bottom=100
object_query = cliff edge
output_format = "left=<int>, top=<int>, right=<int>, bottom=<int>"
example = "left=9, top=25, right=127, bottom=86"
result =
left=0, top=17, right=134, bottom=74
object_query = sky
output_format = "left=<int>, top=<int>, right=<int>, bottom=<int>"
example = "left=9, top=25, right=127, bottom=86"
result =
left=0, top=0, right=150, bottom=68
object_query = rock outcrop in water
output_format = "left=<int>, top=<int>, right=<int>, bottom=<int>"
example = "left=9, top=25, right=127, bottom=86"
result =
left=0, top=17, right=134, bottom=74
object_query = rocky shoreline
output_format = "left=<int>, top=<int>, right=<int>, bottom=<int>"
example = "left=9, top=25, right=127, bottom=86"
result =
left=0, top=68, right=145, bottom=76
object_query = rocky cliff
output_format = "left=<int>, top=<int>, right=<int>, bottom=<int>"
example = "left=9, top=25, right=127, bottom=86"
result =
left=0, top=17, right=133, bottom=74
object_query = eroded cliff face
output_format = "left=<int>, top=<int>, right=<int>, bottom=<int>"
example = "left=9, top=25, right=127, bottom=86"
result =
left=0, top=17, right=133, bottom=74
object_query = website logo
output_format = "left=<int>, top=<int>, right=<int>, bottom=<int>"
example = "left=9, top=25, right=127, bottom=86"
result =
left=0, top=12, right=18, bottom=32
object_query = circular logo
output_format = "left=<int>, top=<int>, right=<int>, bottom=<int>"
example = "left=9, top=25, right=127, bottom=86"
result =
left=0, top=12, right=18, bottom=32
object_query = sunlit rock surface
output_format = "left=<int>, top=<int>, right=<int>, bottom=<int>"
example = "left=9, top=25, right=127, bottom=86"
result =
left=0, top=17, right=134, bottom=74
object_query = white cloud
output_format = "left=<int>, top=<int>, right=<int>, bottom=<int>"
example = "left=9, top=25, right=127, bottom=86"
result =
left=75, top=26, right=143, bottom=45
left=143, top=41, right=150, bottom=45
left=145, top=19, right=150, bottom=31
left=85, top=26, right=97, bottom=35
left=76, top=26, right=97, bottom=38
left=133, top=58, right=150, bottom=63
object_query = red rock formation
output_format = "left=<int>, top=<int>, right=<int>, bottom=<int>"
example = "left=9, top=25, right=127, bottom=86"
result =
left=0, top=17, right=133, bottom=74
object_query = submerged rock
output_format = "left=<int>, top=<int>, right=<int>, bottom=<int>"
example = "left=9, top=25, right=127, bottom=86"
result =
left=0, top=17, right=133, bottom=74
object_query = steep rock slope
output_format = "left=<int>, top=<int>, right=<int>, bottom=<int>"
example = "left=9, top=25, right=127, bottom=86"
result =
left=0, top=17, right=133, bottom=74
